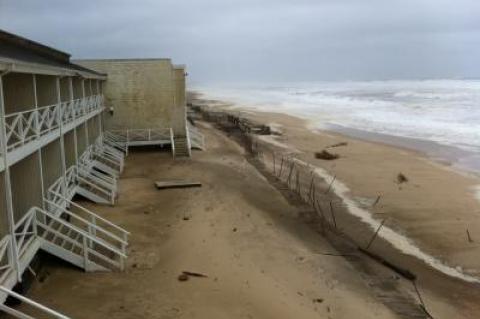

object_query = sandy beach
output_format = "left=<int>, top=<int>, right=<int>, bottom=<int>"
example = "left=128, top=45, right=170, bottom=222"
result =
left=11, top=121, right=410, bottom=319
left=190, top=94, right=480, bottom=317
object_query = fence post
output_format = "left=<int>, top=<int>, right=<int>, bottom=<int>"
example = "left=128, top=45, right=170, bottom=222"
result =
left=83, top=236, right=89, bottom=271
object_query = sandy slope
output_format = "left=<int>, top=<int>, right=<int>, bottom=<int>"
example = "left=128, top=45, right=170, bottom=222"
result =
left=13, top=123, right=400, bottom=318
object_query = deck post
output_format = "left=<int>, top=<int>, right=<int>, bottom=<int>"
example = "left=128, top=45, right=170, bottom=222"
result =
left=32, top=75, right=46, bottom=211
left=0, top=75, right=21, bottom=282
left=68, top=77, right=78, bottom=166
left=56, top=77, right=67, bottom=199
left=81, top=79, right=90, bottom=147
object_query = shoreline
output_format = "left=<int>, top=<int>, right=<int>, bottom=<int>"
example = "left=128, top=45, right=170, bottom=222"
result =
left=319, top=123, right=480, bottom=178
left=189, top=105, right=480, bottom=317
left=191, top=94, right=480, bottom=280
left=201, top=99, right=480, bottom=178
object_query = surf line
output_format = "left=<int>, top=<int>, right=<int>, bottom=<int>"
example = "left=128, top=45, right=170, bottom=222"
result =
left=312, top=166, right=480, bottom=284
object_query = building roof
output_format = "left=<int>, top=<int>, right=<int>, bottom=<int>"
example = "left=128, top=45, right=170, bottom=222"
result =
left=0, top=29, right=106, bottom=78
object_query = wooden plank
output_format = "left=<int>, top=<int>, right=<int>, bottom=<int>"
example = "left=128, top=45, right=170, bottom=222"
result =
left=154, top=180, right=202, bottom=190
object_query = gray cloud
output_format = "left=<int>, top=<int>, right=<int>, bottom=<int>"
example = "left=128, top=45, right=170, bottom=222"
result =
left=1, top=0, right=479, bottom=82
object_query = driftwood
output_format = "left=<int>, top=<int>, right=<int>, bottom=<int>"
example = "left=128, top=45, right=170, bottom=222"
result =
left=155, top=181, right=202, bottom=189
left=315, top=150, right=339, bottom=160
left=467, top=229, right=474, bottom=243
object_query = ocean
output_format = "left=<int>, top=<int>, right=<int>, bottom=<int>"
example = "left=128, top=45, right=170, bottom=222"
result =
left=196, top=80, right=480, bottom=172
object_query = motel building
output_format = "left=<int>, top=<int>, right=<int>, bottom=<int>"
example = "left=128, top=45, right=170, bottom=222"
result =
left=0, top=29, right=201, bottom=318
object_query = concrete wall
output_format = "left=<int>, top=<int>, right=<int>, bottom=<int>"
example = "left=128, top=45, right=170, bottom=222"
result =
left=87, top=117, right=98, bottom=144
left=72, top=77, right=83, bottom=100
left=173, top=66, right=187, bottom=136
left=36, top=75, right=57, bottom=107
left=10, top=153, right=43, bottom=222
left=77, top=124, right=87, bottom=157
left=59, top=77, right=70, bottom=102
left=41, top=139, right=62, bottom=194
left=2, top=73, right=35, bottom=114
left=76, top=59, right=186, bottom=135
left=64, top=130, right=76, bottom=169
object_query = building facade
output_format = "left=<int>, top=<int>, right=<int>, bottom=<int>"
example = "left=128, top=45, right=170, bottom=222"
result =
left=0, top=30, right=129, bottom=317
left=76, top=59, right=191, bottom=156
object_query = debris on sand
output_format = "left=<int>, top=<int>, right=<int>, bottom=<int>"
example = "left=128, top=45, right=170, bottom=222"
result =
left=155, top=180, right=202, bottom=190
left=177, top=274, right=189, bottom=281
left=314, top=150, right=339, bottom=160
left=326, top=142, right=348, bottom=148
left=467, top=229, right=474, bottom=243
left=313, top=298, right=324, bottom=303
left=397, top=173, right=408, bottom=184
left=177, top=271, right=208, bottom=282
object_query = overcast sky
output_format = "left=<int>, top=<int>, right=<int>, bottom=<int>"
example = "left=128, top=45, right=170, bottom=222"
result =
left=0, top=0, right=479, bottom=83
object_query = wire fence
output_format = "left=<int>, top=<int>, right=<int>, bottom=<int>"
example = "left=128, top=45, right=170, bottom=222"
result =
left=193, top=106, right=349, bottom=235
left=192, top=106, right=434, bottom=318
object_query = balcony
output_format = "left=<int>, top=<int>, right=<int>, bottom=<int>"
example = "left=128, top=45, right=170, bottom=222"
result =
left=0, top=95, right=104, bottom=172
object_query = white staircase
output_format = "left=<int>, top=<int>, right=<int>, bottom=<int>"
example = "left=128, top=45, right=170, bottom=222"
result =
left=38, top=199, right=128, bottom=272
left=91, top=144, right=123, bottom=177
left=187, top=123, right=205, bottom=150
left=75, top=143, right=123, bottom=205
left=0, top=137, right=129, bottom=318
left=103, top=131, right=128, bottom=155
left=0, top=197, right=128, bottom=318
left=76, top=167, right=116, bottom=205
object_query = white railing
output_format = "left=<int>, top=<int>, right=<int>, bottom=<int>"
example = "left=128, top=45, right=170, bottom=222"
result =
left=0, top=236, right=13, bottom=285
left=2, top=95, right=103, bottom=154
left=33, top=207, right=127, bottom=271
left=169, top=128, right=175, bottom=158
left=108, top=128, right=172, bottom=145
left=13, top=210, right=37, bottom=260
left=46, top=194, right=128, bottom=258
left=91, top=145, right=122, bottom=174
left=45, top=165, right=78, bottom=213
left=187, top=123, right=205, bottom=150
left=103, top=131, right=127, bottom=154
left=0, top=285, right=71, bottom=319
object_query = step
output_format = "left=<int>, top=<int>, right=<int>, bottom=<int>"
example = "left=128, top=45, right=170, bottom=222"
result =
left=92, top=160, right=119, bottom=177
left=77, top=186, right=111, bottom=205
left=40, top=238, right=108, bottom=272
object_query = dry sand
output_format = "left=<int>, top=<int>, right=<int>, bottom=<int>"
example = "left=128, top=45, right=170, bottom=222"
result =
left=10, top=123, right=409, bottom=318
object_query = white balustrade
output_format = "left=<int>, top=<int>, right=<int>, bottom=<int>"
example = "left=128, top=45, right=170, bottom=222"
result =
left=1, top=94, right=103, bottom=154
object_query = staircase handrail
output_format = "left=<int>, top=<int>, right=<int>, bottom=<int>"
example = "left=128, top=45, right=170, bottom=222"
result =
left=0, top=285, right=71, bottom=319
left=34, top=207, right=127, bottom=259
left=76, top=174, right=112, bottom=198
left=47, top=193, right=129, bottom=239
